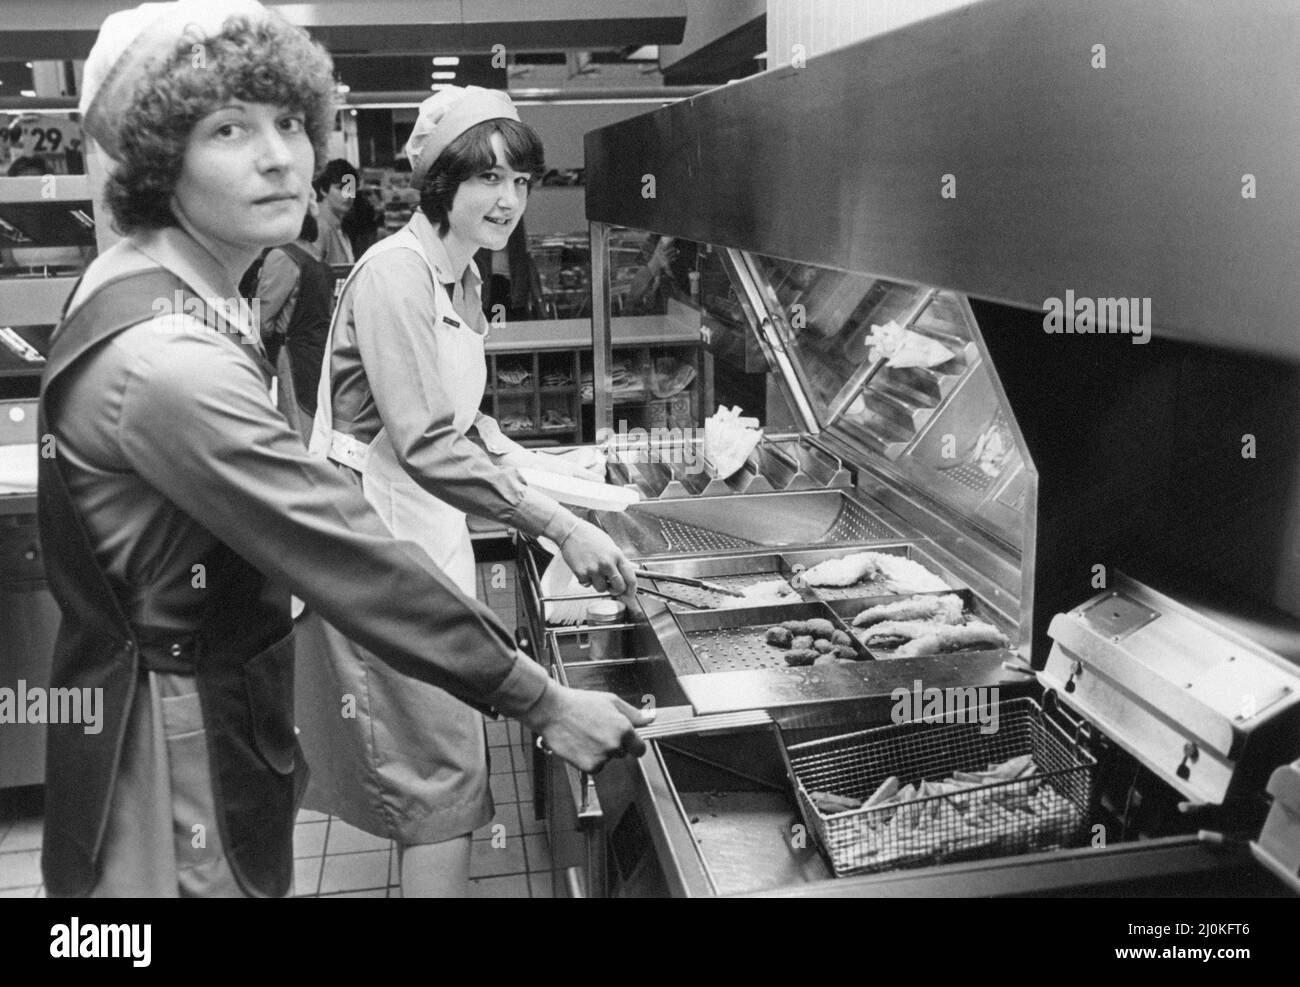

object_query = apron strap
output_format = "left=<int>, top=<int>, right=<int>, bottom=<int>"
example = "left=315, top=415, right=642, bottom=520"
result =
left=310, top=226, right=456, bottom=472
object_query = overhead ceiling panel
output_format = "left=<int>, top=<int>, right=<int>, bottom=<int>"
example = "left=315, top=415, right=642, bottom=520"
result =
left=0, top=0, right=687, bottom=60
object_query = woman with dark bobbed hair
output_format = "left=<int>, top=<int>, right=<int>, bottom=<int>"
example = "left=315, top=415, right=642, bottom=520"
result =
left=300, top=87, right=639, bottom=896
left=38, top=0, right=648, bottom=899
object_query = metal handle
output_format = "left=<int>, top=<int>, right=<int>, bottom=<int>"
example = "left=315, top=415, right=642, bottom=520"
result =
left=1176, top=741, right=1200, bottom=780
left=563, top=866, right=587, bottom=899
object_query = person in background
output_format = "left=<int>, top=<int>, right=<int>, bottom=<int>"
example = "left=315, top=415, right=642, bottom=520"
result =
left=38, top=0, right=649, bottom=899
left=625, top=233, right=685, bottom=314
left=253, top=198, right=335, bottom=440
left=342, top=182, right=385, bottom=257
left=6, top=156, right=45, bottom=177
left=312, top=157, right=356, bottom=265
left=298, top=85, right=637, bottom=898
left=475, top=216, right=543, bottom=322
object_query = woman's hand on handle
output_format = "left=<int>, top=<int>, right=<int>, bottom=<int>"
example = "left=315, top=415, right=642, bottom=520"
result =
left=521, top=683, right=654, bottom=772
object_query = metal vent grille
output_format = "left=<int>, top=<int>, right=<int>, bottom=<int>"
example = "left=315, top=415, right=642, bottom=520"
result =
left=940, top=462, right=995, bottom=494
left=822, top=499, right=898, bottom=542
left=660, top=518, right=757, bottom=553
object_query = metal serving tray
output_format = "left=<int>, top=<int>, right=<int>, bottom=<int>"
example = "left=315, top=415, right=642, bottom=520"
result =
left=671, top=601, right=870, bottom=673
left=637, top=543, right=965, bottom=612
left=780, top=544, right=963, bottom=602
left=547, top=627, right=690, bottom=709
left=600, top=490, right=900, bottom=561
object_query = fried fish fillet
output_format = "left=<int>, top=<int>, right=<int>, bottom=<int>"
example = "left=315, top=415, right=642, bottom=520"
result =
left=852, top=593, right=965, bottom=627
left=857, top=618, right=1008, bottom=656
left=800, top=551, right=949, bottom=593
left=894, top=621, right=1009, bottom=657
left=800, top=552, right=883, bottom=587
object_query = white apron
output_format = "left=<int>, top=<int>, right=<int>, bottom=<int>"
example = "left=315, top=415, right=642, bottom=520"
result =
left=294, top=227, right=494, bottom=843
left=309, top=229, right=483, bottom=590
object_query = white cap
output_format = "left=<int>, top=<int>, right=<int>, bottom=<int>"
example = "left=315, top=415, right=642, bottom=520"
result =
left=80, top=0, right=269, bottom=162
left=404, top=85, right=520, bottom=185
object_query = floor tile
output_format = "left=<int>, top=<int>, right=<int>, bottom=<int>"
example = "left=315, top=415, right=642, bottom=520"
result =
left=319, top=849, right=390, bottom=894
left=472, top=803, right=522, bottom=843
left=489, top=772, right=518, bottom=804
left=319, top=887, right=387, bottom=898
left=296, top=809, right=329, bottom=824
left=469, top=834, right=527, bottom=877
left=293, top=856, right=322, bottom=897
left=389, top=848, right=400, bottom=886
left=387, top=884, right=402, bottom=899
left=514, top=771, right=534, bottom=801
left=0, top=850, right=42, bottom=890
left=518, top=803, right=547, bottom=835
left=0, top=886, right=39, bottom=898
left=294, top=820, right=328, bottom=858
left=326, top=820, right=392, bottom=855
left=523, top=833, right=552, bottom=872
left=467, top=873, right=530, bottom=898
left=528, top=870, right=555, bottom=899
left=485, top=719, right=510, bottom=748
left=0, top=818, right=42, bottom=853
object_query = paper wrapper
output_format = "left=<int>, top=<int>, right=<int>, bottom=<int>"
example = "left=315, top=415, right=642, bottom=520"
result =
left=865, top=320, right=954, bottom=370
left=703, top=405, right=762, bottom=479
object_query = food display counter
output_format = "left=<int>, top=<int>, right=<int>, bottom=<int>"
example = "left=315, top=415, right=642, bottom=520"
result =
left=514, top=0, right=1300, bottom=897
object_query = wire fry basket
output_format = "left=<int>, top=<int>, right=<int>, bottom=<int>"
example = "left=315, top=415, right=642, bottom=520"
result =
left=781, top=697, right=1096, bottom=877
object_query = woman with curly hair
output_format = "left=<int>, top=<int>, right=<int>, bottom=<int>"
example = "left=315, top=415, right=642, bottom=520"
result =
left=38, top=0, right=649, bottom=899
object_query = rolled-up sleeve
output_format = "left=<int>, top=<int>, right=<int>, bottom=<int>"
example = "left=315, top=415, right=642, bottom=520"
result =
left=348, top=254, right=575, bottom=541
left=114, top=320, right=548, bottom=717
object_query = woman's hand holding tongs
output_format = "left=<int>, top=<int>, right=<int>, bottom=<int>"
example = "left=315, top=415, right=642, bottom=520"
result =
left=557, top=517, right=638, bottom=601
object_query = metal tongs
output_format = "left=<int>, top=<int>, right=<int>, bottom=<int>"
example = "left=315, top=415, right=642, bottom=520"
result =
left=633, top=568, right=746, bottom=598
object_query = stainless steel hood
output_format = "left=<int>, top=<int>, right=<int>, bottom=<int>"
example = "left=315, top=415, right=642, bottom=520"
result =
left=586, top=0, right=1300, bottom=363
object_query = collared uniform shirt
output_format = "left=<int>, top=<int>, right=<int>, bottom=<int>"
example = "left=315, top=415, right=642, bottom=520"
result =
left=324, top=209, right=575, bottom=540
left=52, top=225, right=547, bottom=714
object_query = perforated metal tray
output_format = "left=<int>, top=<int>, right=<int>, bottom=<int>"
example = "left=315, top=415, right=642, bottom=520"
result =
left=673, top=601, right=870, bottom=673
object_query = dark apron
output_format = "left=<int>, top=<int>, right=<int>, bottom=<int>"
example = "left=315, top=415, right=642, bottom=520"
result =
left=38, top=269, right=305, bottom=898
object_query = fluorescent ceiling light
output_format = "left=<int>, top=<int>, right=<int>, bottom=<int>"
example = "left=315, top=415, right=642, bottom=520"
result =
left=431, top=71, right=457, bottom=80
left=432, top=56, right=460, bottom=66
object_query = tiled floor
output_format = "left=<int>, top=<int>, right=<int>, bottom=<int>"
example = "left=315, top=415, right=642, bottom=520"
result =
left=0, top=555, right=562, bottom=899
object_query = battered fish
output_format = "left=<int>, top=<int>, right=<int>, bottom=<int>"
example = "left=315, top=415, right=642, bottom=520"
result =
left=895, top=621, right=1009, bottom=657
left=800, top=552, right=883, bottom=587
left=857, top=618, right=1008, bottom=657
left=852, top=593, right=965, bottom=627
left=800, top=551, right=949, bottom=593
